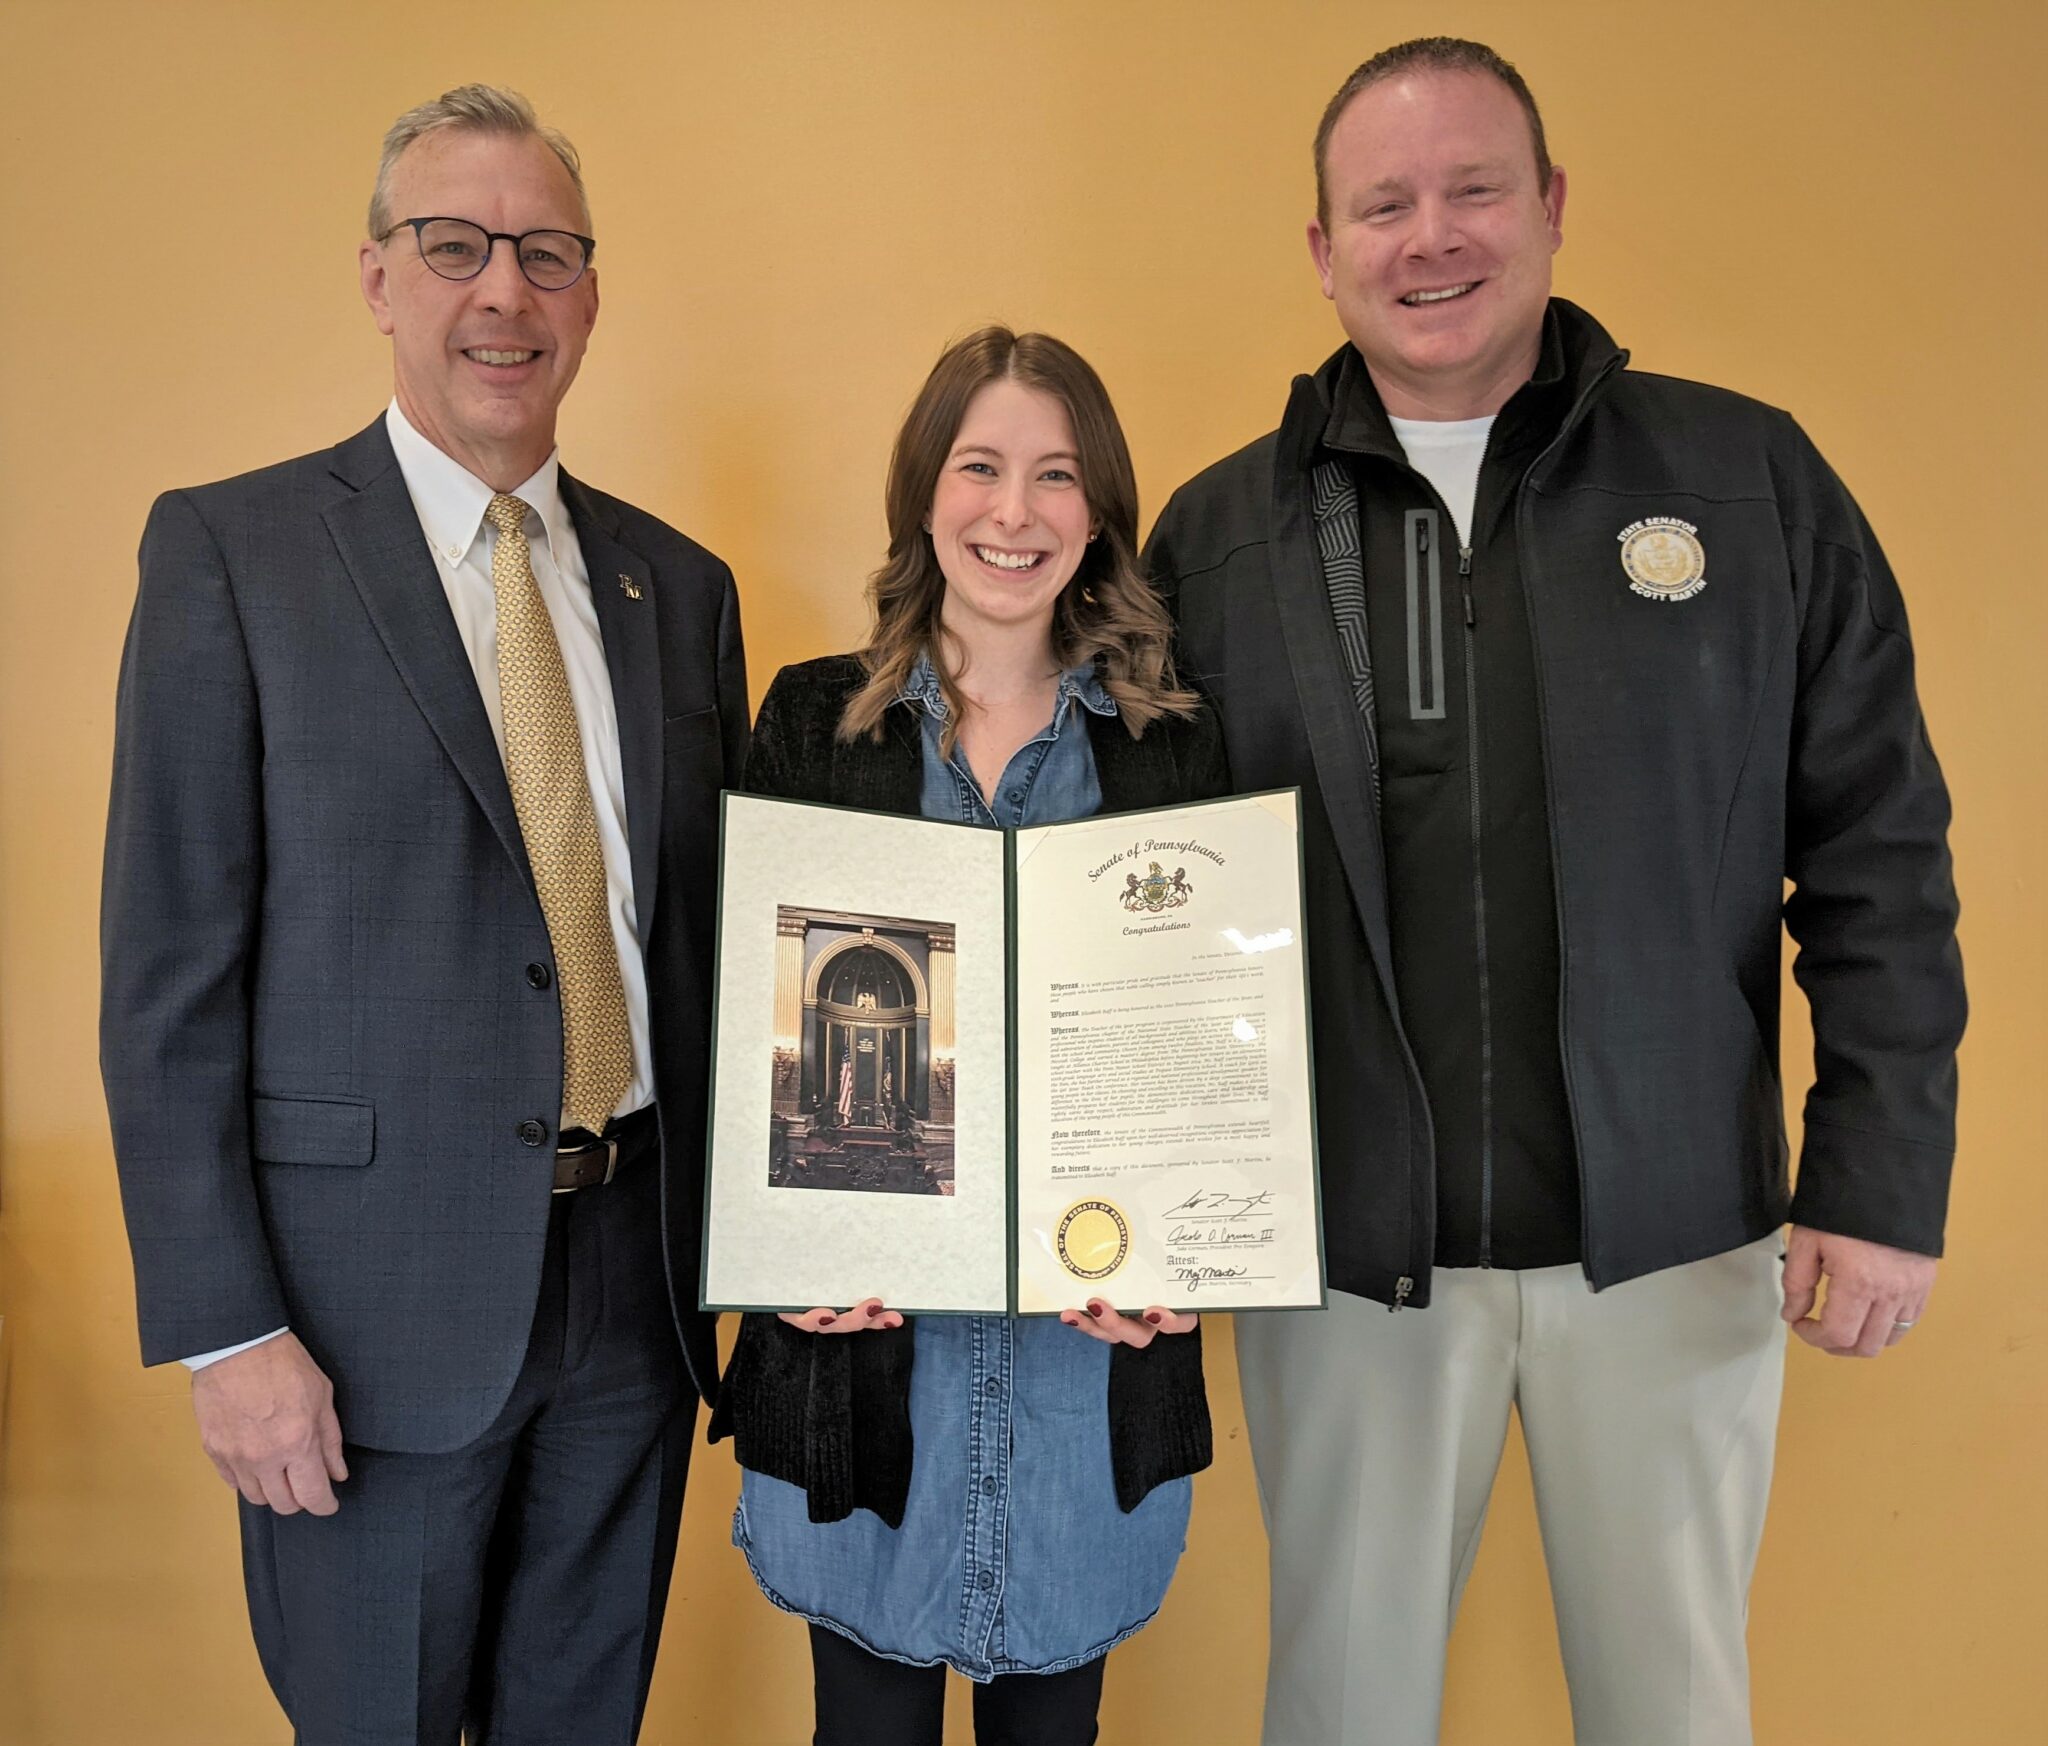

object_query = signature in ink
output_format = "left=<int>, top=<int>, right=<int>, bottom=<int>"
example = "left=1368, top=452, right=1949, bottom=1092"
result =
left=1164, top=1188, right=1275, bottom=1220
left=1168, top=1263, right=1253, bottom=1290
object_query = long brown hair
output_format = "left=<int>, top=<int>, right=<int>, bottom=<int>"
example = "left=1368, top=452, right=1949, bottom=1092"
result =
left=838, top=326, right=1197, bottom=752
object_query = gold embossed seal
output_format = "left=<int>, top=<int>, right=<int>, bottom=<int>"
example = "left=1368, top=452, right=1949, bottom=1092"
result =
left=1618, top=517, right=1707, bottom=602
left=1055, top=1198, right=1131, bottom=1281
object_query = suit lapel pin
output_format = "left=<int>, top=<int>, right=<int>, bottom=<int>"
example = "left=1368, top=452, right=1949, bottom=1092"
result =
left=618, top=573, right=644, bottom=600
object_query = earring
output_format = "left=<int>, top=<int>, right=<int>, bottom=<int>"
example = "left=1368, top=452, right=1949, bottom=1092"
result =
left=1086, top=531, right=1099, bottom=543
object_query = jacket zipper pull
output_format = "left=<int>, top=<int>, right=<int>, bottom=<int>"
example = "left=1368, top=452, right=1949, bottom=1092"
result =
left=1389, top=1275, right=1414, bottom=1312
left=1459, top=547, right=1476, bottom=627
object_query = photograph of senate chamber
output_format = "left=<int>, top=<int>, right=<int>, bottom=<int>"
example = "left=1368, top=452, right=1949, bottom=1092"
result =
left=768, top=907, right=958, bottom=1196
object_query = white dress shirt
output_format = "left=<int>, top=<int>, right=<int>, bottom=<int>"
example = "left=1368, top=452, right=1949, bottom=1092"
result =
left=184, top=404, right=651, bottom=1371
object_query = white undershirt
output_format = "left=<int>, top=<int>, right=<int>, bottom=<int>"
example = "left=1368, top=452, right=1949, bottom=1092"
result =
left=183, top=404, right=651, bottom=1371
left=1388, top=413, right=1497, bottom=548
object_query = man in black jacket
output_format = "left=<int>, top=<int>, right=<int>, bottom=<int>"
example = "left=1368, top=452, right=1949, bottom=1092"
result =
left=1144, top=38, right=1964, bottom=1746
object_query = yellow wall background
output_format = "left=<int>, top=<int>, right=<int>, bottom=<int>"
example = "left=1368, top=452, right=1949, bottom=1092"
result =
left=2, top=2, right=2042, bottom=1740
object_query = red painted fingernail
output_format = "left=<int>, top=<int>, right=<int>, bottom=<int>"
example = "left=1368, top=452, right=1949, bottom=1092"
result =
left=1144, top=1311, right=1163, bottom=1325
left=1088, top=1302, right=1105, bottom=1317
left=817, top=1314, right=836, bottom=1327
left=867, top=1303, right=886, bottom=1316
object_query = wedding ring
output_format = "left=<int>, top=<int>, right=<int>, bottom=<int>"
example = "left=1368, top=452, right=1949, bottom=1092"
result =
left=1892, top=1320, right=1916, bottom=1331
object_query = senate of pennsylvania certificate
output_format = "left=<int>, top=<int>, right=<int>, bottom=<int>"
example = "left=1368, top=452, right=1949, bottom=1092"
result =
left=700, top=791, right=1325, bottom=1316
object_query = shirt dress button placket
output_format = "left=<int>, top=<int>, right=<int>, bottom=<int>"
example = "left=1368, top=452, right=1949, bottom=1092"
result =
left=961, top=1315, right=1013, bottom=1672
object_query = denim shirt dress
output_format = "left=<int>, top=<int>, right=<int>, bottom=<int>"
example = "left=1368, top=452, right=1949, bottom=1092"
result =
left=732, top=656, right=1195, bottom=1679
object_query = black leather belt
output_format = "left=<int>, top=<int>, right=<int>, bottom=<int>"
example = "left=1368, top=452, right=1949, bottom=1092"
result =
left=553, top=1104, right=658, bottom=1193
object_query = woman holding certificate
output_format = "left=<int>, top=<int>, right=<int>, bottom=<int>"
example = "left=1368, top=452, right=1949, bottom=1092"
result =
left=710, top=328, right=1226, bottom=1745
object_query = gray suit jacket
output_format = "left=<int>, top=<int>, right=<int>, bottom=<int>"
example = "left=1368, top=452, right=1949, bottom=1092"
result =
left=101, top=417, right=747, bottom=1452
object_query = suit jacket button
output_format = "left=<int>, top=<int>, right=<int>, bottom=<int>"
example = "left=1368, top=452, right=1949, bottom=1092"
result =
left=517, top=1119, right=548, bottom=1147
left=525, top=962, right=553, bottom=990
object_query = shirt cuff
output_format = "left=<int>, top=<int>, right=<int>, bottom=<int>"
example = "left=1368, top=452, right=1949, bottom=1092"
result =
left=182, top=1328, right=289, bottom=1371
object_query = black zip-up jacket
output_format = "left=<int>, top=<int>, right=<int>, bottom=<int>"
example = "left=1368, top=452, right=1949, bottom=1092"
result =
left=1327, top=326, right=1583, bottom=1270
left=707, top=654, right=1220, bottom=1524
left=1143, top=299, right=1965, bottom=1306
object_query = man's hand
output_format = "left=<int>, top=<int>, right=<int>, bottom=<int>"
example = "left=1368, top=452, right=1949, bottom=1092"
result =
left=1782, top=1226, right=1937, bottom=1358
left=190, top=1331, right=348, bottom=1515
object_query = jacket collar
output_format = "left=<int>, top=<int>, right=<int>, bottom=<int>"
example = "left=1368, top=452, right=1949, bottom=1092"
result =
left=382, top=399, right=570, bottom=571
left=1313, top=298, right=1622, bottom=467
left=320, top=415, right=666, bottom=943
left=322, top=418, right=531, bottom=884
left=562, top=470, right=664, bottom=931
left=1261, top=297, right=1629, bottom=1022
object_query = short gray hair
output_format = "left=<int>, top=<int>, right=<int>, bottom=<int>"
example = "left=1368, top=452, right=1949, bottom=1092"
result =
left=367, top=84, right=590, bottom=239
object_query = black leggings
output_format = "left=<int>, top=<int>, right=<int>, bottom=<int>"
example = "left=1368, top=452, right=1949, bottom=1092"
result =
left=808, top=1623, right=1106, bottom=1746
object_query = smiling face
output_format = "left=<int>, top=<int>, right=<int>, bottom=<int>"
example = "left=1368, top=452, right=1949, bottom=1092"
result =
left=358, top=128, right=598, bottom=488
left=929, top=377, right=1095, bottom=650
left=1309, top=70, right=1565, bottom=419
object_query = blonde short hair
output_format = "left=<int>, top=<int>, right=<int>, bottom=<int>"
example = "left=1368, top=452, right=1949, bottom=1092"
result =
left=368, top=84, right=589, bottom=239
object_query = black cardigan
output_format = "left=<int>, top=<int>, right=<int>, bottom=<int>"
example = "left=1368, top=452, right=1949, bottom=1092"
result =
left=707, top=653, right=1227, bottom=1526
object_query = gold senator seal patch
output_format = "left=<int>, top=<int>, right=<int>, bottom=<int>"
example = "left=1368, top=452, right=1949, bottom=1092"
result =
left=1618, top=517, right=1707, bottom=602
left=1055, top=1198, right=1131, bottom=1281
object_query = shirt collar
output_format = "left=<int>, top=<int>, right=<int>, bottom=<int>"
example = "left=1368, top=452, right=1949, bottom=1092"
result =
left=384, top=399, right=568, bottom=570
left=900, top=653, right=947, bottom=715
left=1061, top=662, right=1119, bottom=718
left=900, top=652, right=1119, bottom=721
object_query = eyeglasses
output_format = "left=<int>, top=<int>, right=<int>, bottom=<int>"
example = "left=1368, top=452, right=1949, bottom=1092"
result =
left=380, top=217, right=596, bottom=290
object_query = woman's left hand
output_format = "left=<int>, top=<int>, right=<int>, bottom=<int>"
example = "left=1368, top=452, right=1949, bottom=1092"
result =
left=1059, top=1299, right=1198, bottom=1347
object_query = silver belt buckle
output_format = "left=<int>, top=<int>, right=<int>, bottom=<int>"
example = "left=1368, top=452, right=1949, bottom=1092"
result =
left=552, top=1134, right=619, bottom=1193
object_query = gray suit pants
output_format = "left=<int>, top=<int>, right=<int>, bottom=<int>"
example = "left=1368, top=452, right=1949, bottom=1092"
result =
left=1237, top=1235, right=1785, bottom=1746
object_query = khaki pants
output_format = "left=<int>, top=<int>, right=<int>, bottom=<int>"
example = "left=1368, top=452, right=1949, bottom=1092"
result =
left=1235, top=1236, right=1786, bottom=1746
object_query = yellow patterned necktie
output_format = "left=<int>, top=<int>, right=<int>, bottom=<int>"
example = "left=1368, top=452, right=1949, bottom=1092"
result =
left=485, top=493, right=633, bottom=1134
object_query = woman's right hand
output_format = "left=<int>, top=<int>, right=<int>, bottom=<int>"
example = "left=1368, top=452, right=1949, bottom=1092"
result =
left=777, top=1296, right=905, bottom=1334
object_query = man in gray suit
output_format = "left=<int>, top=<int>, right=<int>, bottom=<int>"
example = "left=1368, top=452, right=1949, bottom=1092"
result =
left=100, top=85, right=746, bottom=1742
